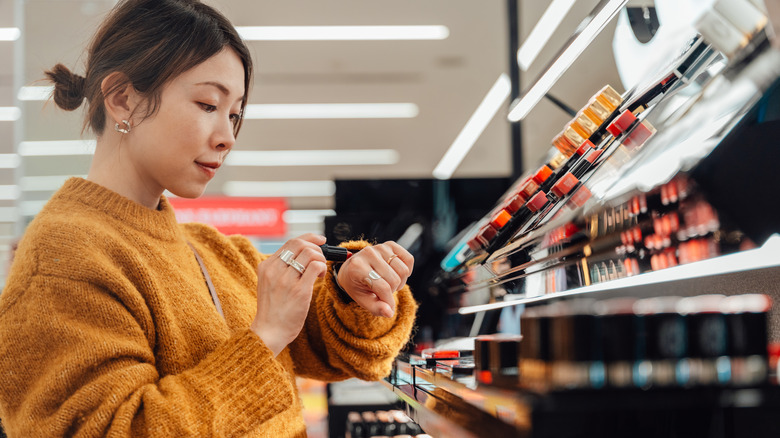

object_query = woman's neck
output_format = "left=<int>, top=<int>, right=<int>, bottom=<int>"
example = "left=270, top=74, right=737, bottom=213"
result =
left=87, top=134, right=163, bottom=210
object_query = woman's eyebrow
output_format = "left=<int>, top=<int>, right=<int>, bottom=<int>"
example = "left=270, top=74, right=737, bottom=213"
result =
left=195, top=81, right=245, bottom=102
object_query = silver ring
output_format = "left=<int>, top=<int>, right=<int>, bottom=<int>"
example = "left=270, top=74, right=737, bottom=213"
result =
left=288, top=259, right=306, bottom=274
left=279, top=249, right=295, bottom=263
left=279, top=249, right=305, bottom=274
left=364, top=270, right=382, bottom=289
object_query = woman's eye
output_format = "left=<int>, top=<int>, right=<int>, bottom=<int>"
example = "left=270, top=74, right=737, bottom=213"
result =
left=229, top=113, right=241, bottom=125
left=199, top=103, right=217, bottom=113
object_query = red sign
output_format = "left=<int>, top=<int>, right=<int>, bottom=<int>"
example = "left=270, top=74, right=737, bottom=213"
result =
left=168, top=197, right=287, bottom=236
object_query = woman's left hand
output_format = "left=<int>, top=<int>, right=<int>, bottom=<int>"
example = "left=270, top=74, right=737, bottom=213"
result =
left=336, top=241, right=414, bottom=318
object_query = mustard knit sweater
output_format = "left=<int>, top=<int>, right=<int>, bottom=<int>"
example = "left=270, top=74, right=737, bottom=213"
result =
left=0, top=178, right=417, bottom=437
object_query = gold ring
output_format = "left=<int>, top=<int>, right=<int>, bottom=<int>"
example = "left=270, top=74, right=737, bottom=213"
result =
left=386, top=254, right=399, bottom=265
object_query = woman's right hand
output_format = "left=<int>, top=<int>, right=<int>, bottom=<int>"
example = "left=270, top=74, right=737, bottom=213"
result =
left=250, top=234, right=327, bottom=356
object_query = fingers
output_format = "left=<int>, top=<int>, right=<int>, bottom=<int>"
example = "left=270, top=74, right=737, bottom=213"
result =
left=263, top=235, right=329, bottom=283
left=383, top=241, right=414, bottom=276
left=351, top=292, right=395, bottom=319
left=359, top=246, right=403, bottom=292
left=332, top=241, right=416, bottom=318
left=272, top=234, right=326, bottom=258
left=368, top=242, right=414, bottom=291
left=300, top=259, right=327, bottom=284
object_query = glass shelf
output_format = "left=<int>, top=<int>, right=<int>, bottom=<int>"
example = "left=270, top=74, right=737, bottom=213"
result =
left=459, top=234, right=780, bottom=315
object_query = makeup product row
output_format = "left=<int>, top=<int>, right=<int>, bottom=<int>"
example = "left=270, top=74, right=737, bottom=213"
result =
left=345, top=410, right=428, bottom=438
left=492, top=173, right=751, bottom=297
left=478, top=294, right=771, bottom=393
left=464, top=85, right=658, bottom=261
left=459, top=33, right=722, bottom=268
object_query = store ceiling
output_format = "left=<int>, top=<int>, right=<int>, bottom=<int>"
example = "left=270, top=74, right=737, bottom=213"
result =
left=11, top=0, right=510, bottom=215
left=2, top=0, right=621, bottom=238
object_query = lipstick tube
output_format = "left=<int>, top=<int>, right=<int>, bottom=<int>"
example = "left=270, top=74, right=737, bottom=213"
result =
left=484, top=191, right=550, bottom=255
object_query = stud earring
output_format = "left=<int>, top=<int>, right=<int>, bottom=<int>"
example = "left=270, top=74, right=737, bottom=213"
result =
left=114, top=120, right=131, bottom=134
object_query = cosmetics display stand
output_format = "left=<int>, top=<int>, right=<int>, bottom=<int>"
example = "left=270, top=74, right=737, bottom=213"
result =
left=383, top=357, right=780, bottom=438
left=385, top=1, right=780, bottom=437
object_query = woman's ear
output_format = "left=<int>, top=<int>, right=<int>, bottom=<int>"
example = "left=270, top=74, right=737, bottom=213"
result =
left=102, top=71, right=140, bottom=129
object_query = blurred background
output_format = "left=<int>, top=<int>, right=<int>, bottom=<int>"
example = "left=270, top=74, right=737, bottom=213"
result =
left=0, top=0, right=624, bottom=282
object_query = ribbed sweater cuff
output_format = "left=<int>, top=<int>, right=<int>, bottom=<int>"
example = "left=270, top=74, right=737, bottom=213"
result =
left=181, top=329, right=295, bottom=433
left=325, top=240, right=416, bottom=339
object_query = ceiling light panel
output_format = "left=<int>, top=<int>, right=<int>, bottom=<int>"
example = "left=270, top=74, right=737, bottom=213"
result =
left=0, top=28, right=20, bottom=41
left=18, top=140, right=96, bottom=156
left=0, top=107, right=21, bottom=122
left=244, top=103, right=419, bottom=119
left=0, top=154, right=20, bottom=169
left=517, top=0, right=578, bottom=71
left=17, top=86, right=53, bottom=101
left=223, top=180, right=336, bottom=198
left=507, top=0, right=627, bottom=122
left=225, top=149, right=399, bottom=166
left=237, top=25, right=449, bottom=41
left=282, top=209, right=336, bottom=224
left=433, top=74, right=511, bottom=180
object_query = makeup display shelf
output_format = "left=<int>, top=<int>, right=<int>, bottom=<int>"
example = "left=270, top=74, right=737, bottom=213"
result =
left=383, top=354, right=780, bottom=438
left=386, top=1, right=780, bottom=437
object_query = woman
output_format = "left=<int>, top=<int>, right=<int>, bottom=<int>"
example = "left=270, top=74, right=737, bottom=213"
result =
left=0, top=0, right=417, bottom=436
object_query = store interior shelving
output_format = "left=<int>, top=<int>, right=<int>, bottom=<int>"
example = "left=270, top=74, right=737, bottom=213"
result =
left=383, top=0, right=780, bottom=437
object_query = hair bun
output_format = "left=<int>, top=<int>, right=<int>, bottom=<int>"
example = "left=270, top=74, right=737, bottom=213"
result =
left=45, top=63, right=87, bottom=111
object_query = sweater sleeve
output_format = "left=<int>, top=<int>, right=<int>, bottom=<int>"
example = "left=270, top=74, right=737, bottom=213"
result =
left=288, top=240, right=418, bottom=382
left=0, top=274, right=295, bottom=437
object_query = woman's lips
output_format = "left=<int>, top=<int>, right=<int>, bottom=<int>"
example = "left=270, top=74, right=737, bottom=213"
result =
left=195, top=161, right=220, bottom=177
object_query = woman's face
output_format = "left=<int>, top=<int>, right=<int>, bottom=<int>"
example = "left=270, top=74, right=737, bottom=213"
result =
left=126, top=48, right=245, bottom=200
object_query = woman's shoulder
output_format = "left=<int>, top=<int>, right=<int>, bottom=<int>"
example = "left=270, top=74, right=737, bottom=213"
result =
left=22, top=202, right=122, bottom=252
left=178, top=222, right=266, bottom=267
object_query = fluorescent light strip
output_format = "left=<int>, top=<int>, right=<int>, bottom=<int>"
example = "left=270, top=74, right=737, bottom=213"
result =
left=508, top=0, right=628, bottom=122
left=433, top=74, right=511, bottom=180
left=20, top=175, right=85, bottom=192
left=0, top=107, right=21, bottom=122
left=225, top=149, right=399, bottom=167
left=0, top=186, right=19, bottom=201
left=0, top=154, right=20, bottom=169
left=282, top=209, right=337, bottom=224
left=517, top=0, right=578, bottom=71
left=244, top=103, right=418, bottom=119
left=18, top=140, right=96, bottom=156
left=237, top=25, right=449, bottom=41
left=223, top=181, right=336, bottom=198
left=21, top=200, right=46, bottom=216
left=0, top=207, right=17, bottom=223
left=18, top=86, right=53, bottom=101
left=0, top=28, right=21, bottom=41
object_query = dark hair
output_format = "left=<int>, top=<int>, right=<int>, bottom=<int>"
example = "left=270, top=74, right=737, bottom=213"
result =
left=45, top=0, right=253, bottom=136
